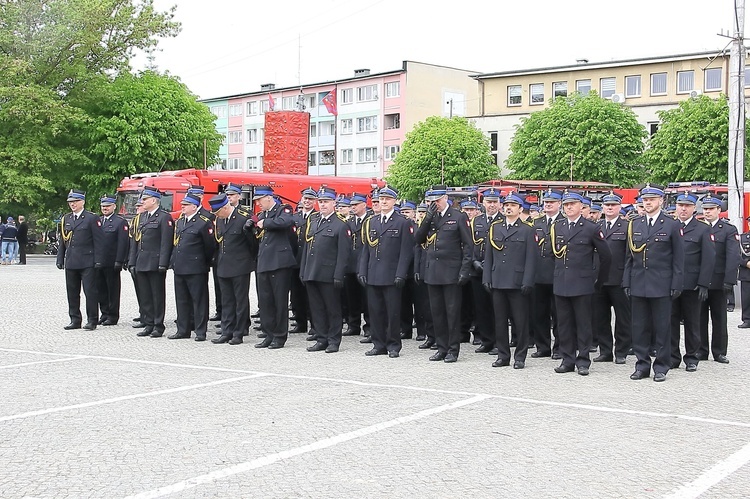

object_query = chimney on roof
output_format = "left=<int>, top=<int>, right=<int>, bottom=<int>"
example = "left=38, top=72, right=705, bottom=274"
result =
left=260, top=83, right=276, bottom=91
left=354, top=68, right=370, bottom=76
left=576, top=58, right=589, bottom=64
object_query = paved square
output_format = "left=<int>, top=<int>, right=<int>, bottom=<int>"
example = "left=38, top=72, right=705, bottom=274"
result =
left=0, top=256, right=748, bottom=498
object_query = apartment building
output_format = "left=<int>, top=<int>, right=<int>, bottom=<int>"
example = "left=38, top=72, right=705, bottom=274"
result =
left=202, top=61, right=479, bottom=177
left=469, top=51, right=749, bottom=172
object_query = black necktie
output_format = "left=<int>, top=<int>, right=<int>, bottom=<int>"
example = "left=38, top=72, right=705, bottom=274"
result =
left=547, top=218, right=552, bottom=227
left=382, top=216, right=386, bottom=224
left=649, top=218, right=654, bottom=228
left=570, top=221, right=575, bottom=230
left=607, top=221, right=612, bottom=232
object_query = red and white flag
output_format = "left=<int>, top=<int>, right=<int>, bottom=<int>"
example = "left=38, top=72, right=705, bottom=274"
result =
left=322, top=90, right=337, bottom=116
left=268, top=93, right=275, bottom=111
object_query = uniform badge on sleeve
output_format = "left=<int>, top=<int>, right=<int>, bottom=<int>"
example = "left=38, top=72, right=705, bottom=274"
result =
left=409, top=226, right=414, bottom=234
left=598, top=230, right=604, bottom=239
left=736, top=234, right=741, bottom=241
left=710, top=234, right=715, bottom=242
left=168, top=220, right=173, bottom=227
left=680, top=228, right=684, bottom=236
left=208, top=227, right=213, bottom=235
left=96, top=220, right=101, bottom=227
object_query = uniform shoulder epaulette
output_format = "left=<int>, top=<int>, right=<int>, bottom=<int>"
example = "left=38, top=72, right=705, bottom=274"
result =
left=523, top=219, right=534, bottom=227
left=237, top=207, right=251, bottom=217
left=336, top=213, right=347, bottom=222
left=699, top=219, right=710, bottom=225
left=199, top=215, right=211, bottom=223
left=533, top=214, right=545, bottom=220
left=114, top=214, right=127, bottom=221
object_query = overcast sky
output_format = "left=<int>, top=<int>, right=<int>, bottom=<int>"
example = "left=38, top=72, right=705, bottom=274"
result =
left=133, top=0, right=747, bottom=100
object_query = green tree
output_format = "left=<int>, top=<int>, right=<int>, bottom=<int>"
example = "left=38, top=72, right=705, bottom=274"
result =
left=385, top=116, right=498, bottom=201
left=506, top=93, right=648, bottom=186
left=70, top=71, right=224, bottom=195
left=644, top=94, right=743, bottom=184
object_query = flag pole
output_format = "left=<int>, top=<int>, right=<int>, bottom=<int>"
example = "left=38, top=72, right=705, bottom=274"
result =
left=334, top=83, right=338, bottom=177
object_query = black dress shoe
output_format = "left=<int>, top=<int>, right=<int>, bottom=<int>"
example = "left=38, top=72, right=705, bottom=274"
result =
left=325, top=345, right=339, bottom=353
left=615, top=356, right=626, bottom=364
left=63, top=323, right=81, bottom=330
left=132, top=316, right=142, bottom=322
left=136, top=329, right=153, bottom=337
left=488, top=347, right=499, bottom=355
left=738, top=321, right=750, bottom=328
left=307, top=334, right=318, bottom=342
left=360, top=336, right=373, bottom=344
left=400, top=332, right=413, bottom=340
left=101, top=319, right=117, bottom=326
left=418, top=339, right=435, bottom=349
left=715, top=355, right=730, bottom=364
left=492, top=358, right=510, bottom=367
left=685, top=363, right=698, bottom=372
left=168, top=333, right=191, bottom=339
left=228, top=337, right=243, bottom=345
left=727, top=305, right=735, bottom=312
left=365, top=348, right=386, bottom=356
left=475, top=345, right=493, bottom=353
left=342, top=328, right=360, bottom=336
left=268, top=340, right=286, bottom=350
left=149, top=331, right=163, bottom=338
left=554, top=364, right=575, bottom=373
left=513, top=360, right=525, bottom=369
left=630, top=370, right=649, bottom=380
left=208, top=314, right=221, bottom=321
left=194, top=336, right=206, bottom=342
left=255, top=337, right=272, bottom=348
left=578, top=366, right=590, bottom=376
left=551, top=353, right=562, bottom=360
left=257, top=332, right=267, bottom=338
left=592, top=354, right=613, bottom=363
left=289, top=325, right=308, bottom=334
left=307, top=341, right=327, bottom=352
left=444, top=353, right=458, bottom=363
left=388, top=351, right=399, bottom=358
left=429, top=352, right=446, bottom=361
left=83, top=322, right=97, bottom=330
left=132, top=322, right=146, bottom=329
left=415, top=335, right=426, bottom=341
left=653, top=372, right=667, bottom=382
left=97, top=317, right=107, bottom=325
left=531, top=351, right=551, bottom=358
left=212, top=335, right=231, bottom=344
left=252, top=325, right=262, bottom=331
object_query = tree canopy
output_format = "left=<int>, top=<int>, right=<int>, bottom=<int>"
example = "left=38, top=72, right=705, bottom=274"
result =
left=505, top=93, right=648, bottom=186
left=385, top=116, right=498, bottom=201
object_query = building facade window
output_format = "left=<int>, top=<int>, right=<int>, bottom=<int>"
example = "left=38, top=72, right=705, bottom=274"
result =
left=357, top=116, right=378, bottom=132
left=247, top=129, right=258, bottom=143
left=260, top=100, right=270, bottom=114
left=307, top=94, right=317, bottom=109
left=651, top=73, right=667, bottom=95
left=246, top=101, right=258, bottom=116
left=247, top=156, right=260, bottom=171
left=508, top=85, right=522, bottom=106
left=647, top=122, right=660, bottom=137
left=282, top=96, right=296, bottom=110
left=341, top=88, right=353, bottom=104
left=227, top=158, right=242, bottom=170
left=677, top=71, right=694, bottom=93
left=210, top=106, right=226, bottom=118
left=229, top=104, right=243, bottom=117
left=357, top=147, right=377, bottom=163
left=705, top=67, right=722, bottom=92
left=310, top=123, right=317, bottom=138
left=320, top=121, right=335, bottom=136
left=489, top=132, right=498, bottom=151
left=600, top=77, right=616, bottom=98
left=385, top=81, right=400, bottom=97
left=229, top=131, right=243, bottom=143
left=745, top=68, right=750, bottom=87
left=384, top=113, right=400, bottom=129
left=384, top=145, right=400, bottom=160
left=553, top=81, right=567, bottom=98
left=530, top=83, right=544, bottom=104
left=357, top=84, right=378, bottom=102
left=341, top=149, right=353, bottom=164
left=341, top=119, right=353, bottom=135
left=576, top=79, right=591, bottom=95
left=625, top=75, right=641, bottom=97
left=320, top=150, right=335, bottom=165
left=308, top=152, right=317, bottom=167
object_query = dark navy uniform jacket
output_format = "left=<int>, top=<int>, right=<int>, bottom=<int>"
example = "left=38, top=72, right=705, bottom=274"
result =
left=597, top=217, right=628, bottom=286
left=99, top=214, right=129, bottom=267
left=347, top=212, right=369, bottom=274
left=293, top=209, right=317, bottom=266
left=739, top=232, right=750, bottom=281
left=300, top=213, right=351, bottom=283
left=129, top=208, right=174, bottom=272
left=469, top=212, right=504, bottom=276
left=707, top=219, right=740, bottom=289
left=256, top=203, right=297, bottom=273
left=414, top=206, right=473, bottom=285
left=57, top=210, right=105, bottom=270
left=358, top=211, right=414, bottom=286
left=215, top=206, right=257, bottom=278
left=171, top=213, right=215, bottom=275
left=679, top=218, right=715, bottom=291
left=623, top=212, right=684, bottom=297
left=533, top=212, right=564, bottom=285
left=482, top=218, right=536, bottom=289
left=551, top=217, right=611, bottom=297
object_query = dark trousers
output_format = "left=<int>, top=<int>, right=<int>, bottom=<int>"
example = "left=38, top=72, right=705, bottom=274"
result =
left=211, top=266, right=222, bottom=315
left=471, top=276, right=495, bottom=348
left=344, top=273, right=367, bottom=334
left=130, top=269, right=144, bottom=321
left=427, top=283, right=462, bottom=356
left=414, top=280, right=433, bottom=340
left=492, top=288, right=529, bottom=362
left=555, top=294, right=593, bottom=369
left=367, top=285, right=403, bottom=353
left=306, top=281, right=342, bottom=348
left=459, top=281, right=474, bottom=340
left=290, top=269, right=309, bottom=331
left=96, top=266, right=122, bottom=322
left=400, top=278, right=415, bottom=336
left=699, top=289, right=729, bottom=359
left=742, top=281, right=750, bottom=322
left=174, top=273, right=209, bottom=338
left=670, top=289, right=701, bottom=367
left=218, top=274, right=250, bottom=340
left=257, top=268, right=291, bottom=340
left=65, top=267, right=98, bottom=325
left=592, top=285, right=632, bottom=358
left=532, top=283, right=558, bottom=355
left=19, top=243, right=26, bottom=264
left=136, top=271, right=167, bottom=333
left=631, top=295, right=672, bottom=375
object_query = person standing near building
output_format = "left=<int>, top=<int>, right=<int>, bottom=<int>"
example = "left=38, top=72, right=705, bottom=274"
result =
left=738, top=226, right=750, bottom=329
left=96, top=195, right=129, bottom=326
left=623, top=184, right=684, bottom=382
left=130, top=186, right=174, bottom=338
left=16, top=216, right=28, bottom=265
left=253, top=186, right=297, bottom=350
left=414, top=185, right=473, bottom=363
left=57, top=189, right=104, bottom=330
left=1, top=218, right=17, bottom=265
left=699, top=196, right=740, bottom=364
left=169, top=193, right=216, bottom=341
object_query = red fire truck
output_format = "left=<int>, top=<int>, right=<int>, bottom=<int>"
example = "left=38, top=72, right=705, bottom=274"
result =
left=116, top=169, right=384, bottom=219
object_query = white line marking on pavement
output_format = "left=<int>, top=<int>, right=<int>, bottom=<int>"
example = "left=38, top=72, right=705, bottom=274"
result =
left=662, top=440, right=750, bottom=499
left=0, top=356, right=87, bottom=369
left=123, top=394, right=492, bottom=499
left=0, top=374, right=267, bottom=423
